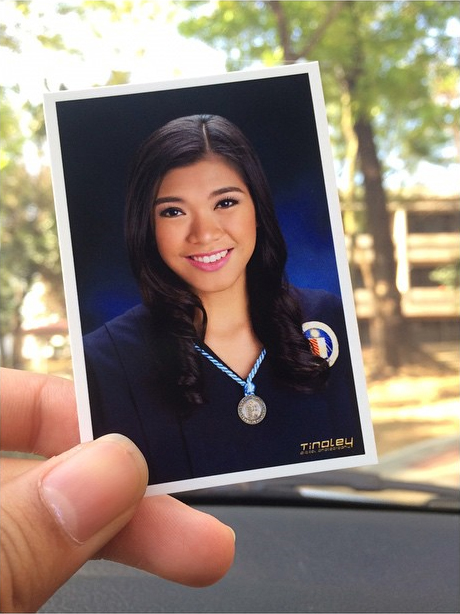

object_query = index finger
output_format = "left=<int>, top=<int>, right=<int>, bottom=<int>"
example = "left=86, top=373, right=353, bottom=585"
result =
left=0, top=368, right=79, bottom=457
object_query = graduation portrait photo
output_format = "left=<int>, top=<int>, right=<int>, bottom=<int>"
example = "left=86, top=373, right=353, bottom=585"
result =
left=44, top=63, right=377, bottom=495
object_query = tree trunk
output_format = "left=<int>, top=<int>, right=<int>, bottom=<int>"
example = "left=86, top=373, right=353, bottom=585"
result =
left=354, top=117, right=404, bottom=374
left=268, top=0, right=405, bottom=375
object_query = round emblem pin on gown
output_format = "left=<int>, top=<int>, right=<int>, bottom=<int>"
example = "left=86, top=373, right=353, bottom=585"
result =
left=238, top=394, right=267, bottom=424
left=302, top=320, right=339, bottom=366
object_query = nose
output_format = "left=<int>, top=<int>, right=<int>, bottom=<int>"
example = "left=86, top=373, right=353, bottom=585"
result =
left=188, top=210, right=223, bottom=245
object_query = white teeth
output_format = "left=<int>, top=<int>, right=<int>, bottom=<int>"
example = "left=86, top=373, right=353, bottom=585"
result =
left=192, top=250, right=228, bottom=264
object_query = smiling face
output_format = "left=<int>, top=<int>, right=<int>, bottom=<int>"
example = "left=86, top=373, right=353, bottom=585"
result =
left=152, top=155, right=258, bottom=301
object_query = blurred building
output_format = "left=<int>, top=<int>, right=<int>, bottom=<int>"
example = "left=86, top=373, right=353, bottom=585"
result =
left=17, top=278, right=72, bottom=377
left=346, top=197, right=459, bottom=343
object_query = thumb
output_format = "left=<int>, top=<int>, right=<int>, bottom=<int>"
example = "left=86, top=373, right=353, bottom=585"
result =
left=1, top=434, right=148, bottom=613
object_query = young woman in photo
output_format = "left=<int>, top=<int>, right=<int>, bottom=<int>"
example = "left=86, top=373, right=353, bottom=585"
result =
left=83, top=114, right=364, bottom=486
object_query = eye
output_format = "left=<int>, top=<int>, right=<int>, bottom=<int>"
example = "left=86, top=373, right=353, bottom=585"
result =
left=158, top=206, right=184, bottom=218
left=215, top=198, right=238, bottom=209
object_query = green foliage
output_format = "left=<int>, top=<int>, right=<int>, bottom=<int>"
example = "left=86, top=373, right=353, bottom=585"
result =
left=1, top=0, right=458, bottom=369
left=0, top=163, right=63, bottom=341
left=1, top=0, right=176, bottom=362
left=1, top=52, right=63, bottom=363
left=0, top=88, right=25, bottom=170
left=0, top=22, right=21, bottom=52
left=179, top=1, right=460, bottom=175
left=180, top=1, right=284, bottom=70
left=105, top=70, right=132, bottom=86
left=429, top=263, right=460, bottom=289
left=179, top=0, right=459, bottom=370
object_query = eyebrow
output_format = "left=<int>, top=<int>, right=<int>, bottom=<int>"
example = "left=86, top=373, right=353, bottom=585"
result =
left=153, top=196, right=183, bottom=207
left=211, top=186, right=246, bottom=197
left=153, top=186, right=245, bottom=207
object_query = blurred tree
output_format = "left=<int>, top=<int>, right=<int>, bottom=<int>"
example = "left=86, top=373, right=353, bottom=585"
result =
left=0, top=163, right=62, bottom=368
left=179, top=0, right=460, bottom=374
left=0, top=88, right=60, bottom=367
left=2, top=0, right=181, bottom=368
left=0, top=0, right=137, bottom=367
left=1, top=0, right=458, bottom=373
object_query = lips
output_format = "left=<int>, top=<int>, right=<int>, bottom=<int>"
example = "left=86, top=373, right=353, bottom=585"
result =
left=187, top=248, right=232, bottom=271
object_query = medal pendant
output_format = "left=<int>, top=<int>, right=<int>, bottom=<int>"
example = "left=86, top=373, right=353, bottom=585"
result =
left=238, top=394, right=266, bottom=425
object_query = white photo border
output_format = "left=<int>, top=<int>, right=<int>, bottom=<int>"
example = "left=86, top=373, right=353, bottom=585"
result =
left=44, top=62, right=377, bottom=496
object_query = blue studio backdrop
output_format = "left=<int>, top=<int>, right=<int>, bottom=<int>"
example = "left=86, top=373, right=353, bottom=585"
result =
left=55, top=73, right=341, bottom=334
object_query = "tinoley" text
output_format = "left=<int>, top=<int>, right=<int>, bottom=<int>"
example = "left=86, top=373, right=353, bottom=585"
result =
left=300, top=437, right=354, bottom=455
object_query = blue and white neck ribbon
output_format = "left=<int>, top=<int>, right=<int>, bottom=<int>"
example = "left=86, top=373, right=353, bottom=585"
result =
left=194, top=344, right=268, bottom=424
left=194, top=344, right=266, bottom=395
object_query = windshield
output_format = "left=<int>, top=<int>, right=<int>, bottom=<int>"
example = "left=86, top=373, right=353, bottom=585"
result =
left=1, top=1, right=459, bottom=512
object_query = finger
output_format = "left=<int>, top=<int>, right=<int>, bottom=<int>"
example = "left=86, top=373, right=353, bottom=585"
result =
left=2, top=458, right=235, bottom=586
left=0, top=434, right=148, bottom=613
left=1, top=459, right=235, bottom=586
left=0, top=457, right=42, bottom=483
left=0, top=368, right=79, bottom=456
left=99, top=495, right=236, bottom=587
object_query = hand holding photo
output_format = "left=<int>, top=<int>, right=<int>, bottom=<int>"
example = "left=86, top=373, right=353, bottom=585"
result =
left=44, top=63, right=377, bottom=495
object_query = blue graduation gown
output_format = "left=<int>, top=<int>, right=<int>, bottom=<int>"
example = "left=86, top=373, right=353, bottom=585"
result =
left=83, top=288, right=365, bottom=486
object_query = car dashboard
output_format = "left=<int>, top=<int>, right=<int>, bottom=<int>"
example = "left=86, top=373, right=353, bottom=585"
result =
left=40, top=493, right=459, bottom=613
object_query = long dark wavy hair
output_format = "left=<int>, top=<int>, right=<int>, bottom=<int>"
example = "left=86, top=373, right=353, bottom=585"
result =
left=125, top=114, right=328, bottom=405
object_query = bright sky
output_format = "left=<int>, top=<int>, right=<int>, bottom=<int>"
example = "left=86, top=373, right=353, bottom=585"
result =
left=2, top=1, right=226, bottom=99
left=2, top=0, right=459, bottom=195
left=2, top=0, right=227, bottom=172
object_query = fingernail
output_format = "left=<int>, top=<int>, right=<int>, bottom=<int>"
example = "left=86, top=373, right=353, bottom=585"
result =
left=228, top=526, right=236, bottom=543
left=39, top=434, right=148, bottom=544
